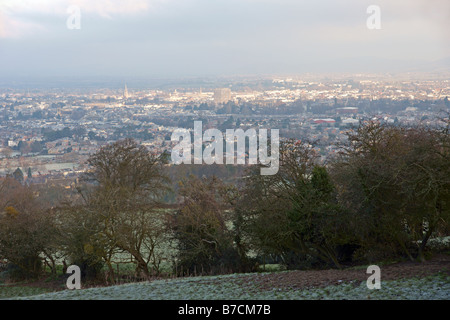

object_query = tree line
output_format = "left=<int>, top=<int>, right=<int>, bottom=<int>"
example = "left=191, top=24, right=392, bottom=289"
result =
left=0, top=120, right=449, bottom=283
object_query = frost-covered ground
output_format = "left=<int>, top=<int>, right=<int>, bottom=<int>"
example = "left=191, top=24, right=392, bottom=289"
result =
left=9, top=271, right=450, bottom=300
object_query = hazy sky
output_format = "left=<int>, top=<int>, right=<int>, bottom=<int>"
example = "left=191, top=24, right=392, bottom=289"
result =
left=0, top=0, right=449, bottom=80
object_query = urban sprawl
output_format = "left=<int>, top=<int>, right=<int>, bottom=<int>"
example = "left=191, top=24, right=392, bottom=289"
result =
left=1, top=75, right=449, bottom=191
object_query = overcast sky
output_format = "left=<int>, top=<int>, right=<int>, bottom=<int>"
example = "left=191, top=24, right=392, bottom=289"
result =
left=0, top=0, right=449, bottom=80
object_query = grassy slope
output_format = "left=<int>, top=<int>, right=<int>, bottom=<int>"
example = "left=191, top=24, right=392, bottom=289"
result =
left=5, top=270, right=449, bottom=300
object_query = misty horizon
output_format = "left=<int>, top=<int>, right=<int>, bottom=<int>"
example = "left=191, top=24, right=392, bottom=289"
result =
left=1, top=0, right=449, bottom=82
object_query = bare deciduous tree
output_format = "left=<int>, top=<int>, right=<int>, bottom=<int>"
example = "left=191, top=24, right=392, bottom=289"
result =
left=68, top=139, right=171, bottom=279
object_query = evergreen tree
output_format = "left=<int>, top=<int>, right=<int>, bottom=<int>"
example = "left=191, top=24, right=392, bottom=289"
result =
left=13, top=168, right=24, bottom=183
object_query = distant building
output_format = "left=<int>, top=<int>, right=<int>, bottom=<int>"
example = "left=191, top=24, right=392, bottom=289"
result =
left=8, top=140, right=18, bottom=147
left=214, top=88, right=232, bottom=104
left=313, top=118, right=336, bottom=124
left=336, top=107, right=358, bottom=114
left=124, top=84, right=129, bottom=99
left=341, top=118, right=360, bottom=126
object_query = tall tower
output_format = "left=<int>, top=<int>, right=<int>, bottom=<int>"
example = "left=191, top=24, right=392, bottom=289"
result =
left=214, top=88, right=231, bottom=104
left=124, top=84, right=129, bottom=99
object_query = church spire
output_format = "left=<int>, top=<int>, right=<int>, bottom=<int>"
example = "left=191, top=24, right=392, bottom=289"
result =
left=124, top=84, right=129, bottom=99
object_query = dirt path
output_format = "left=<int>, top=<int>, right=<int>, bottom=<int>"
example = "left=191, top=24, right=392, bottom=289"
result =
left=241, top=254, right=450, bottom=291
